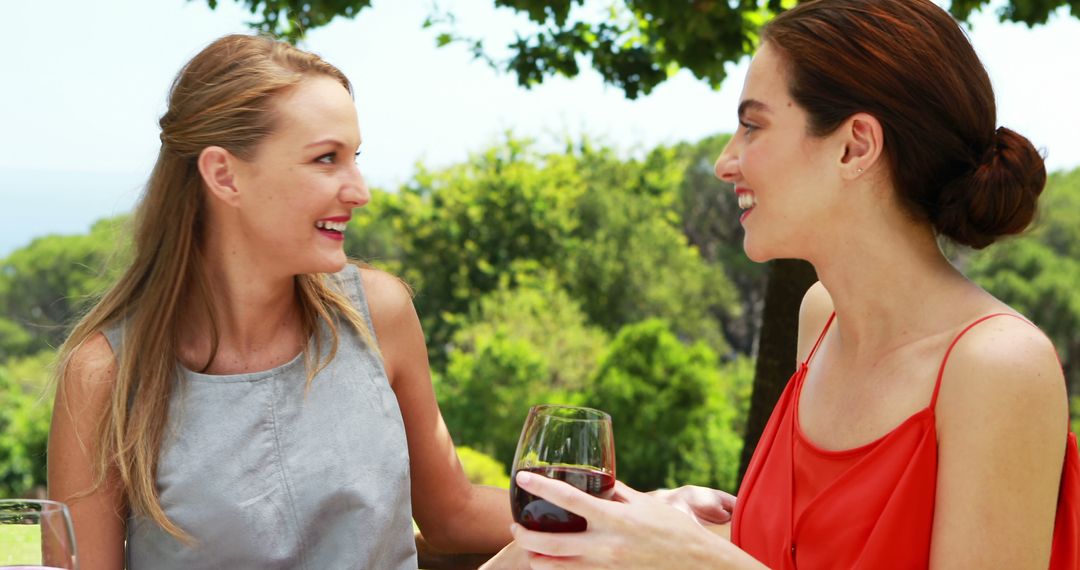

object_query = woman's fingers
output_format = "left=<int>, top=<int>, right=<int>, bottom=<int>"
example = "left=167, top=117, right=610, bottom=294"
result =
left=511, top=523, right=595, bottom=558
left=689, top=487, right=736, bottom=524
left=612, top=480, right=646, bottom=503
left=514, top=470, right=612, bottom=521
left=525, top=552, right=581, bottom=570
left=647, top=485, right=736, bottom=525
left=478, top=541, right=531, bottom=569
left=714, top=488, right=737, bottom=511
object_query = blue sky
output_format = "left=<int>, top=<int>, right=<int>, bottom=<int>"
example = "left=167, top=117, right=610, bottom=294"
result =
left=2, top=0, right=1078, bottom=257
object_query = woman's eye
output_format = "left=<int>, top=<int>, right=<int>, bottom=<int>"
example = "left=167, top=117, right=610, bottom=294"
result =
left=316, top=153, right=336, bottom=164
left=353, top=150, right=361, bottom=164
left=740, top=121, right=758, bottom=134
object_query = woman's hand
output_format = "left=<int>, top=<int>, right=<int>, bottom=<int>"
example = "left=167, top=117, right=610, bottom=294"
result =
left=509, top=471, right=762, bottom=569
left=649, top=485, right=736, bottom=526
left=479, top=541, right=531, bottom=570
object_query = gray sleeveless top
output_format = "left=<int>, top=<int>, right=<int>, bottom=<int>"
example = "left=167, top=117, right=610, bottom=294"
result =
left=104, top=265, right=417, bottom=569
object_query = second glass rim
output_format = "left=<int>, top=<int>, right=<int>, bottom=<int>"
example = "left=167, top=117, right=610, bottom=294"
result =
left=0, top=498, right=72, bottom=511
left=529, top=404, right=611, bottom=422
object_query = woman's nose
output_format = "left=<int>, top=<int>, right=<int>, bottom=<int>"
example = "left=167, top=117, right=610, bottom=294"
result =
left=714, top=140, right=740, bottom=183
left=341, top=165, right=371, bottom=208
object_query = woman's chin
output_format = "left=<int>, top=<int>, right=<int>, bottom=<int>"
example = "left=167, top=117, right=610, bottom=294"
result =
left=303, top=252, right=349, bottom=275
left=742, top=239, right=774, bottom=264
left=324, top=256, right=349, bottom=274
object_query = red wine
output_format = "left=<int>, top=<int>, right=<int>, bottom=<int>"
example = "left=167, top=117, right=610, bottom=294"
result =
left=510, top=465, right=616, bottom=532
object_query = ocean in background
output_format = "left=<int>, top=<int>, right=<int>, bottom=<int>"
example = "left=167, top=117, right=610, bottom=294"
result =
left=0, top=169, right=146, bottom=258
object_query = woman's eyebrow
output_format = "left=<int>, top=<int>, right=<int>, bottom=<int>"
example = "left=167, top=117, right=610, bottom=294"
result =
left=304, top=138, right=346, bottom=148
left=738, top=99, right=771, bottom=120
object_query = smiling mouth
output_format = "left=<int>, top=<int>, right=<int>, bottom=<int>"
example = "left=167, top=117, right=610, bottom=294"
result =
left=315, top=220, right=348, bottom=232
left=735, top=190, right=756, bottom=223
left=315, top=219, right=348, bottom=241
left=737, top=192, right=757, bottom=210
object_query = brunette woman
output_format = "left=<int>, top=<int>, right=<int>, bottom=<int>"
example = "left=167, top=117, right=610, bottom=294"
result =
left=502, top=1, right=1080, bottom=567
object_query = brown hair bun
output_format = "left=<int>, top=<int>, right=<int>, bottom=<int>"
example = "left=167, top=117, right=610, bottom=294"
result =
left=935, top=127, right=1046, bottom=249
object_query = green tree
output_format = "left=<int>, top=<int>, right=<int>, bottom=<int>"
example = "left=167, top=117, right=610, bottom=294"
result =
left=435, top=271, right=604, bottom=464
left=200, top=0, right=1077, bottom=96
left=1072, top=397, right=1080, bottom=436
left=721, top=355, right=756, bottom=437
left=584, top=320, right=742, bottom=490
left=345, top=138, right=738, bottom=367
left=0, top=351, right=56, bottom=498
left=0, top=318, right=34, bottom=361
left=558, top=144, right=737, bottom=356
left=344, top=187, right=408, bottom=276
left=455, top=446, right=512, bottom=488
left=662, top=133, right=770, bottom=356
left=449, top=267, right=608, bottom=392
left=0, top=217, right=129, bottom=356
left=436, top=331, right=574, bottom=466
left=362, top=140, right=585, bottom=360
left=1031, top=167, right=1080, bottom=260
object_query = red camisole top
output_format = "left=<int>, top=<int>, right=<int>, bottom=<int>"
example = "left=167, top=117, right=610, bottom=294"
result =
left=731, top=313, right=1080, bottom=569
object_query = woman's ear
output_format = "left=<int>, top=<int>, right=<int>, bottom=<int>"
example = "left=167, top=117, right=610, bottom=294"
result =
left=840, top=112, right=884, bottom=179
left=197, top=146, right=243, bottom=207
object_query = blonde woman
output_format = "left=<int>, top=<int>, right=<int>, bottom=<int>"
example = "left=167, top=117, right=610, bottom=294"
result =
left=47, top=35, right=512, bottom=568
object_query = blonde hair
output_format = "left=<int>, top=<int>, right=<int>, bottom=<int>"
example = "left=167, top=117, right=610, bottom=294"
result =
left=54, top=34, right=377, bottom=542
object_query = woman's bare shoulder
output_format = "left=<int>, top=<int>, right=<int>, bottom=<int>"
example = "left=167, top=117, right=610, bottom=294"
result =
left=357, top=266, right=414, bottom=324
left=941, top=315, right=1065, bottom=411
left=355, top=266, right=427, bottom=386
left=796, top=281, right=834, bottom=362
left=63, top=332, right=118, bottom=392
left=935, top=313, right=1067, bottom=451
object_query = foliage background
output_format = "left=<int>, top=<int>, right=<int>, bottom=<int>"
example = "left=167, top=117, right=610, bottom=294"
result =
left=2, top=132, right=1078, bottom=499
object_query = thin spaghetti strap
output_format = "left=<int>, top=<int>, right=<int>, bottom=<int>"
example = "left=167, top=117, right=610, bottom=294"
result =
left=804, top=312, right=836, bottom=365
left=929, top=312, right=1034, bottom=409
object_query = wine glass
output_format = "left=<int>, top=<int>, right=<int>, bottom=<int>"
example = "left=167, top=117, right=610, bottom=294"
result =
left=0, top=500, right=79, bottom=570
left=509, top=404, right=616, bottom=533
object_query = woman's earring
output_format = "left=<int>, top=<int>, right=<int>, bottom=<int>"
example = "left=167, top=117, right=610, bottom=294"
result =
left=856, top=167, right=864, bottom=174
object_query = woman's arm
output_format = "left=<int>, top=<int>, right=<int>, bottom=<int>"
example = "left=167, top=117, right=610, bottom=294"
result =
left=361, top=268, right=513, bottom=553
left=47, top=332, right=127, bottom=570
left=930, top=317, right=1067, bottom=568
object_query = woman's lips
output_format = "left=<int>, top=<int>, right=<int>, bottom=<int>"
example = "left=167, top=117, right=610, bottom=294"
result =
left=317, top=228, right=345, bottom=241
left=735, top=188, right=756, bottom=223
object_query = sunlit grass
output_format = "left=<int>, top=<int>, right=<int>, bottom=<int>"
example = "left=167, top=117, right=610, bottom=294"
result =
left=0, top=525, right=42, bottom=565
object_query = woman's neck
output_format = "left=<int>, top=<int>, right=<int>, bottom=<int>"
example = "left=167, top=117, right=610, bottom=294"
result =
left=177, top=232, right=304, bottom=372
left=810, top=220, right=992, bottom=364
